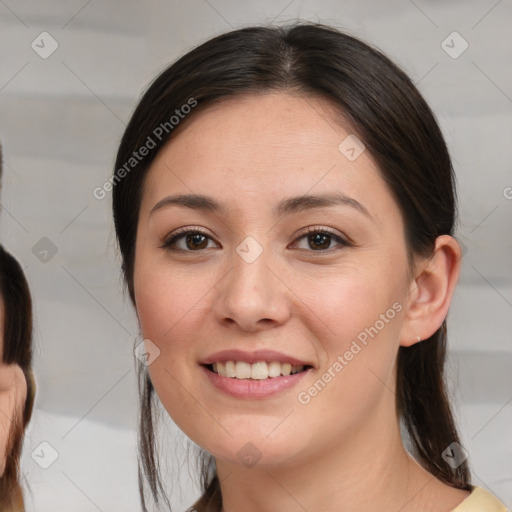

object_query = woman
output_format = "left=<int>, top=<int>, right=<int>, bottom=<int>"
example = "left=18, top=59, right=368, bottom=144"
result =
left=112, top=24, right=508, bottom=511
left=0, top=145, right=36, bottom=510
left=0, top=245, right=35, bottom=510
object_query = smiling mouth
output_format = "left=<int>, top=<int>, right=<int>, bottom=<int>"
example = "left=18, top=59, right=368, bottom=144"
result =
left=204, top=361, right=312, bottom=380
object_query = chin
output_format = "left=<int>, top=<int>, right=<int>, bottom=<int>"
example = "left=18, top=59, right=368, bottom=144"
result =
left=181, top=419, right=306, bottom=469
left=211, top=440, right=301, bottom=469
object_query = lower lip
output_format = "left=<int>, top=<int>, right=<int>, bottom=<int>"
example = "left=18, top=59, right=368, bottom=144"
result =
left=202, top=365, right=310, bottom=399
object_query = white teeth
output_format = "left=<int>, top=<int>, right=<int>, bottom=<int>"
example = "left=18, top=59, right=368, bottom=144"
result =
left=251, top=361, right=268, bottom=380
left=281, top=363, right=291, bottom=376
left=235, top=361, right=251, bottom=379
left=225, top=360, right=236, bottom=378
left=210, top=360, right=305, bottom=379
left=268, top=361, right=281, bottom=378
left=216, top=361, right=226, bottom=377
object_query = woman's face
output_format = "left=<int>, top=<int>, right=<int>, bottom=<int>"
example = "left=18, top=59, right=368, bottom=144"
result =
left=0, top=298, right=27, bottom=476
left=133, top=93, right=417, bottom=467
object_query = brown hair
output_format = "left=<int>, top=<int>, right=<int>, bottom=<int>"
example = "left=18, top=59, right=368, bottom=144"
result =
left=112, top=23, right=471, bottom=511
left=0, top=146, right=36, bottom=509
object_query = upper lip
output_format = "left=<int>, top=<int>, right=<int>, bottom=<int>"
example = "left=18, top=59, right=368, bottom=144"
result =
left=201, top=349, right=313, bottom=367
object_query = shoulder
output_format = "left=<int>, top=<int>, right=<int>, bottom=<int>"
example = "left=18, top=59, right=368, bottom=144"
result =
left=450, top=486, right=510, bottom=512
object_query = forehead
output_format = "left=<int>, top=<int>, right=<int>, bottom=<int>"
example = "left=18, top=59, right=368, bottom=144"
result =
left=141, top=93, right=400, bottom=227
left=155, top=92, right=357, bottom=168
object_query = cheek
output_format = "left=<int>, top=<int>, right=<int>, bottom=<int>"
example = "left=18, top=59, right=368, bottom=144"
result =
left=291, top=266, right=404, bottom=413
left=133, top=258, right=217, bottom=414
left=295, top=262, right=404, bottom=353
left=134, top=258, right=210, bottom=344
left=0, top=397, right=9, bottom=475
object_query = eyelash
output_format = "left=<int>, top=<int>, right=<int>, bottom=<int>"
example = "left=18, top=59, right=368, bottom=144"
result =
left=160, top=225, right=350, bottom=254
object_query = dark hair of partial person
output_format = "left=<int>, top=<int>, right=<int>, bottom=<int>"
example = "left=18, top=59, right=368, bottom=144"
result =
left=112, top=22, right=471, bottom=511
left=0, top=244, right=35, bottom=509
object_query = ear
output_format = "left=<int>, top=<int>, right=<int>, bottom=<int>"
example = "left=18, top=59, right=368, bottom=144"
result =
left=399, top=235, right=462, bottom=347
left=0, top=363, right=27, bottom=476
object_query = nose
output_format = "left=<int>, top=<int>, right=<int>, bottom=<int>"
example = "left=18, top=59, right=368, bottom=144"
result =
left=213, top=245, right=291, bottom=332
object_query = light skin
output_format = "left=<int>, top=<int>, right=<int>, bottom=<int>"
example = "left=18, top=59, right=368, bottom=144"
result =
left=0, top=298, right=27, bottom=476
left=133, top=93, right=469, bottom=511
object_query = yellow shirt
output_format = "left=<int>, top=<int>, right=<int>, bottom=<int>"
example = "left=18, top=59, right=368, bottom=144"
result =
left=190, top=485, right=510, bottom=512
left=452, top=486, right=509, bottom=512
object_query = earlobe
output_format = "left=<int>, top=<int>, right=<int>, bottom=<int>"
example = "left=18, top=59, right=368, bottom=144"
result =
left=399, top=235, right=462, bottom=347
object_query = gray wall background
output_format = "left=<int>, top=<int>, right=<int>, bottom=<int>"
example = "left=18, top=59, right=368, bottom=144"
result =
left=0, top=0, right=511, bottom=510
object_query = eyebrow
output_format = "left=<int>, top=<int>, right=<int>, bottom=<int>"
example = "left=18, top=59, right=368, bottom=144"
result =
left=150, top=192, right=371, bottom=219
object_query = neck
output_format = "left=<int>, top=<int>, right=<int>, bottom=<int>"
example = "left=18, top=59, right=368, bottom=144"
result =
left=215, top=394, right=441, bottom=512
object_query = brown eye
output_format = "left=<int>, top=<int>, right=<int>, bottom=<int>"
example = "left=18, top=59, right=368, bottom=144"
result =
left=162, top=230, right=216, bottom=251
left=307, top=232, right=332, bottom=250
left=161, top=227, right=349, bottom=253
left=184, top=233, right=209, bottom=250
left=293, top=228, right=349, bottom=252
